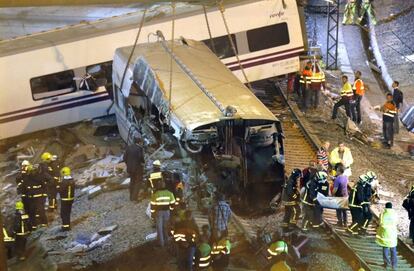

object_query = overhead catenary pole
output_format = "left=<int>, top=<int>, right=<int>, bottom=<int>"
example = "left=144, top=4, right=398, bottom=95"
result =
left=326, top=0, right=340, bottom=70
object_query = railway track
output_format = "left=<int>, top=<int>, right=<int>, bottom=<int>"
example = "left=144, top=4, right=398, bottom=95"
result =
left=255, top=81, right=414, bottom=271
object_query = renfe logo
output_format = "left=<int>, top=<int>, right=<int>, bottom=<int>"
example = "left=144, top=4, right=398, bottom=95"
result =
left=270, top=11, right=285, bottom=19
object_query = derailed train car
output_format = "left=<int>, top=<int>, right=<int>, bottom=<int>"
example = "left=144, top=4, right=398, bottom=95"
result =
left=112, top=37, right=285, bottom=200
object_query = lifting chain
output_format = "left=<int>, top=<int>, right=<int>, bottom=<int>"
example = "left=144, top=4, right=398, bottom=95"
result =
left=203, top=5, right=217, bottom=55
left=216, top=0, right=252, bottom=89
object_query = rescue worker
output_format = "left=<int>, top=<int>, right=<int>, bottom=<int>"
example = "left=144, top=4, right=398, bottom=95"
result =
left=13, top=201, right=30, bottom=260
left=194, top=241, right=212, bottom=271
left=347, top=179, right=364, bottom=235
left=151, top=180, right=175, bottom=247
left=332, top=75, right=355, bottom=121
left=309, top=60, right=326, bottom=109
left=381, top=93, right=397, bottom=148
left=267, top=240, right=291, bottom=271
left=59, top=167, right=75, bottom=231
left=316, top=141, right=330, bottom=171
left=376, top=202, right=398, bottom=269
left=211, top=236, right=231, bottom=271
left=301, top=176, right=318, bottom=231
left=164, top=171, right=184, bottom=206
left=282, top=169, right=301, bottom=231
left=124, top=136, right=144, bottom=201
left=402, top=185, right=414, bottom=245
left=3, top=226, right=14, bottom=258
left=360, top=174, right=373, bottom=235
left=313, top=171, right=329, bottom=229
left=301, top=160, right=317, bottom=187
left=148, top=160, right=162, bottom=192
left=358, top=0, right=377, bottom=25
left=39, top=152, right=60, bottom=211
left=392, top=81, right=403, bottom=134
left=329, top=142, right=354, bottom=177
left=172, top=210, right=198, bottom=271
left=300, top=61, right=313, bottom=112
left=17, top=160, right=31, bottom=216
left=343, top=0, right=357, bottom=25
left=353, top=71, right=365, bottom=125
left=22, top=163, right=48, bottom=229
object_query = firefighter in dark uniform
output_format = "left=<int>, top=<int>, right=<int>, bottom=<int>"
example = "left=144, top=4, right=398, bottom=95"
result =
left=13, top=201, right=30, bottom=260
left=347, top=178, right=365, bottom=235
left=301, top=176, right=318, bottom=231
left=313, top=171, right=329, bottom=229
left=22, top=164, right=48, bottom=230
left=403, top=185, right=414, bottom=244
left=59, top=167, right=75, bottom=231
left=282, top=169, right=302, bottom=231
left=17, top=160, right=31, bottom=216
left=360, top=172, right=377, bottom=234
left=39, top=152, right=61, bottom=211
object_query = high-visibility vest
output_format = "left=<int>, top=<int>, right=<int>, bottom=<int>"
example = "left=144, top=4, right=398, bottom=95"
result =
left=150, top=189, right=175, bottom=213
left=300, top=67, right=313, bottom=86
left=376, top=209, right=398, bottom=248
left=149, top=172, right=162, bottom=189
left=353, top=79, right=365, bottom=96
left=211, top=238, right=231, bottom=256
left=340, top=82, right=354, bottom=98
left=383, top=102, right=397, bottom=119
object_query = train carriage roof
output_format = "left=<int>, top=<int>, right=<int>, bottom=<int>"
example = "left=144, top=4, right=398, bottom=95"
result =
left=113, top=39, right=277, bottom=132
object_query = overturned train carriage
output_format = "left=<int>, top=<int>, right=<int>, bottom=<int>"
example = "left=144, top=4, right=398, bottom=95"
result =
left=113, top=38, right=284, bottom=200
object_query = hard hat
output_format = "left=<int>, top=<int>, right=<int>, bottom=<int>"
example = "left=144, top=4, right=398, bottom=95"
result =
left=15, top=201, right=24, bottom=210
left=358, top=174, right=369, bottom=183
left=316, top=171, right=328, bottom=182
left=41, top=152, right=52, bottom=162
left=60, top=166, right=71, bottom=176
left=290, top=168, right=302, bottom=180
left=153, top=160, right=161, bottom=167
left=269, top=240, right=288, bottom=256
left=21, top=160, right=30, bottom=167
left=51, top=155, right=58, bottom=161
left=366, top=171, right=377, bottom=182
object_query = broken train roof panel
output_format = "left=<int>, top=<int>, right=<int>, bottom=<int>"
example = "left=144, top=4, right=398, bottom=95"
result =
left=113, top=39, right=277, bottom=131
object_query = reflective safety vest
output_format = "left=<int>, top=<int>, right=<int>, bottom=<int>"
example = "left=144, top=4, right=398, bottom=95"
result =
left=353, top=79, right=365, bottom=96
left=270, top=261, right=292, bottom=271
left=382, top=102, right=397, bottom=120
left=60, top=176, right=75, bottom=201
left=310, top=71, right=326, bottom=91
left=149, top=172, right=162, bottom=190
left=267, top=241, right=288, bottom=259
left=212, top=238, right=231, bottom=256
left=340, top=82, right=354, bottom=98
left=376, top=209, right=398, bottom=248
left=3, top=227, right=15, bottom=243
left=194, top=242, right=212, bottom=268
left=150, top=189, right=175, bottom=213
left=14, top=212, right=30, bottom=236
left=300, top=67, right=313, bottom=86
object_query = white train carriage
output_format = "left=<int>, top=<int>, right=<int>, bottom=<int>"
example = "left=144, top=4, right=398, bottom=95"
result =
left=113, top=37, right=285, bottom=193
left=0, top=0, right=306, bottom=140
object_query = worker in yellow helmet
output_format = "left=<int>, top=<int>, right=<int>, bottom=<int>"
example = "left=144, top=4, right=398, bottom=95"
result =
left=13, top=201, right=30, bottom=260
left=39, top=152, right=61, bottom=211
left=59, top=167, right=75, bottom=231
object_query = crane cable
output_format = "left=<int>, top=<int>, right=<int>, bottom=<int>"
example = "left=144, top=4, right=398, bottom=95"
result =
left=168, top=1, right=176, bottom=127
left=119, top=9, right=147, bottom=98
left=217, top=0, right=252, bottom=89
left=107, top=9, right=147, bottom=115
left=203, top=5, right=217, bottom=55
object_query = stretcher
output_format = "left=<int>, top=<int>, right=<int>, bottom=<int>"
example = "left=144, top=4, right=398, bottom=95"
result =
left=316, top=193, right=349, bottom=210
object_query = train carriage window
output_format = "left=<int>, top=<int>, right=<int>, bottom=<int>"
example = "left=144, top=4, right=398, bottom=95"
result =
left=202, top=34, right=237, bottom=59
left=86, top=61, right=113, bottom=89
left=30, top=70, right=76, bottom=100
left=246, top=23, right=290, bottom=52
